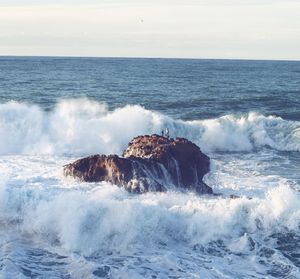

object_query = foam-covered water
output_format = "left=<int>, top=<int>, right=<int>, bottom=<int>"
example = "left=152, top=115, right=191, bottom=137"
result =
left=0, top=57, right=299, bottom=278
left=1, top=100, right=299, bottom=156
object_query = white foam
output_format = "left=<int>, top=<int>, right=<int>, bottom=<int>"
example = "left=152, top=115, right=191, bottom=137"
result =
left=190, top=112, right=300, bottom=152
left=0, top=172, right=298, bottom=257
left=0, top=150, right=299, bottom=277
left=0, top=101, right=45, bottom=154
left=0, top=99, right=164, bottom=156
left=0, top=99, right=299, bottom=155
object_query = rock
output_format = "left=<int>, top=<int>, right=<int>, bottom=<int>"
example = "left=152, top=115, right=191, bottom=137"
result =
left=63, top=134, right=212, bottom=194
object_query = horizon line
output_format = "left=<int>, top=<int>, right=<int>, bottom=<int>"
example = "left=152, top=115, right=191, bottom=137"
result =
left=0, top=54, right=299, bottom=63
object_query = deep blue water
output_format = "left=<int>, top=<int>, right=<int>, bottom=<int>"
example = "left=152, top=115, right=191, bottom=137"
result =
left=0, top=56, right=299, bottom=120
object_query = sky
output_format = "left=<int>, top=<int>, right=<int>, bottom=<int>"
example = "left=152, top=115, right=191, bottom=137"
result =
left=0, top=0, right=299, bottom=60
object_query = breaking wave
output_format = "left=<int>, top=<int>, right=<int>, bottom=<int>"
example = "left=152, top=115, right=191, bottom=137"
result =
left=1, top=179, right=299, bottom=256
left=1, top=98, right=300, bottom=278
left=0, top=99, right=299, bottom=155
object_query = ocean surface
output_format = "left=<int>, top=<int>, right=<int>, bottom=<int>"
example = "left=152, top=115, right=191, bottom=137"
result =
left=0, top=57, right=299, bottom=278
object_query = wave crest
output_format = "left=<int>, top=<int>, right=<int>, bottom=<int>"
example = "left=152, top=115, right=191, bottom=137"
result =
left=0, top=180, right=299, bottom=256
left=0, top=99, right=299, bottom=155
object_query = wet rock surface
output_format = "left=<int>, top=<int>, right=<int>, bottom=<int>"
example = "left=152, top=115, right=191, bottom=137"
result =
left=63, top=135, right=212, bottom=194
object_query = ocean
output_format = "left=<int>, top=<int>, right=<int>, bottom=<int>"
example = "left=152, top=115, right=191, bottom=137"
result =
left=0, top=57, right=299, bottom=278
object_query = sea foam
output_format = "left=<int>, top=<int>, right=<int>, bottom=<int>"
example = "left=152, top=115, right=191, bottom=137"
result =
left=0, top=175, right=298, bottom=256
left=0, top=99, right=299, bottom=156
left=0, top=98, right=299, bottom=278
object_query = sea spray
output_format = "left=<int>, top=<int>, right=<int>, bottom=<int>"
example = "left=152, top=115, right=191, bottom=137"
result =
left=0, top=99, right=299, bottom=156
left=0, top=178, right=297, bottom=256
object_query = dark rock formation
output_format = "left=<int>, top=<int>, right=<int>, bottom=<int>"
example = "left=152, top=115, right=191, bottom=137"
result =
left=63, top=135, right=212, bottom=194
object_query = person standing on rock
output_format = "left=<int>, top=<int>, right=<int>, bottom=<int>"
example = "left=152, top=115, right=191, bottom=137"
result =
left=161, top=130, right=164, bottom=137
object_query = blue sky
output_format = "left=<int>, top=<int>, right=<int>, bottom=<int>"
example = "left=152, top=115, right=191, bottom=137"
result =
left=0, top=0, right=299, bottom=60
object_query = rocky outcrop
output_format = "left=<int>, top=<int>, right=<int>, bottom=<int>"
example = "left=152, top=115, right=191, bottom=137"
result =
left=63, top=135, right=212, bottom=194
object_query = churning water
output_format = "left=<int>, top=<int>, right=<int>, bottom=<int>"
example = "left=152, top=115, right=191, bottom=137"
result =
left=0, top=57, right=299, bottom=278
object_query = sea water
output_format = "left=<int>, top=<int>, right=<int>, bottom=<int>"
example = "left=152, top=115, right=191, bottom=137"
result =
left=0, top=57, right=299, bottom=278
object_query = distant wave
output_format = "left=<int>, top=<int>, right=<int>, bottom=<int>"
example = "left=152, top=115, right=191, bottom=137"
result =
left=0, top=99, right=299, bottom=155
